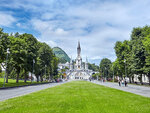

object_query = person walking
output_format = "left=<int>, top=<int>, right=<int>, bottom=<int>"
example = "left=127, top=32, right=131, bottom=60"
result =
left=125, top=79, right=127, bottom=87
left=122, top=79, right=124, bottom=86
left=118, top=80, right=121, bottom=86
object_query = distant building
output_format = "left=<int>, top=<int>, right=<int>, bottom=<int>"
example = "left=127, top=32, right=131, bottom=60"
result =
left=67, top=41, right=92, bottom=80
left=134, top=74, right=149, bottom=83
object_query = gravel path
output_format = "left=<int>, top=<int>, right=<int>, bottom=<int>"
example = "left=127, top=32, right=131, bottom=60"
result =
left=91, top=80, right=150, bottom=97
left=0, top=81, right=68, bottom=101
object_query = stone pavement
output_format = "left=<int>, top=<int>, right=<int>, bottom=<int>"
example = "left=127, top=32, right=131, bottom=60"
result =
left=0, top=81, right=68, bottom=101
left=91, top=80, right=150, bottom=97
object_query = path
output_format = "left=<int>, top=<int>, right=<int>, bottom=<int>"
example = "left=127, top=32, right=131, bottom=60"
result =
left=91, top=80, right=150, bottom=97
left=0, top=81, right=68, bottom=101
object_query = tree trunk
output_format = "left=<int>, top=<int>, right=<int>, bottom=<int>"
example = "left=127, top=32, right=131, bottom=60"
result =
left=24, top=74, right=27, bottom=83
left=148, top=74, right=150, bottom=86
left=40, top=75, right=43, bottom=82
left=129, top=76, right=132, bottom=83
left=6, top=71, right=8, bottom=83
left=36, top=75, right=39, bottom=82
left=132, top=75, right=134, bottom=83
left=16, top=72, right=19, bottom=83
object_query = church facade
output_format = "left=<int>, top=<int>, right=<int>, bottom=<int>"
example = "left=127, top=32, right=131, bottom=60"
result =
left=68, top=41, right=91, bottom=80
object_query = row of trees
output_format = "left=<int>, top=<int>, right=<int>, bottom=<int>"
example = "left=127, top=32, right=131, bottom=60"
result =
left=0, top=28, right=59, bottom=83
left=99, top=26, right=150, bottom=85
left=88, top=63, right=99, bottom=72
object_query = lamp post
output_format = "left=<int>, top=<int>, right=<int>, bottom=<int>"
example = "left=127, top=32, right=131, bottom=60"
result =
left=3, top=48, right=10, bottom=87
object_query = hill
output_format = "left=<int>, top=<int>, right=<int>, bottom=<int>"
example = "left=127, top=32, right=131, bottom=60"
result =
left=52, top=47, right=70, bottom=63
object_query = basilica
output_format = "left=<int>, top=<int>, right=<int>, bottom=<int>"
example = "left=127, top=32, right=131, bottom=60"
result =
left=67, top=41, right=92, bottom=80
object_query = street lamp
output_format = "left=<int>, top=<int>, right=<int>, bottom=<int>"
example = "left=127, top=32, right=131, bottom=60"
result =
left=3, top=48, right=10, bottom=87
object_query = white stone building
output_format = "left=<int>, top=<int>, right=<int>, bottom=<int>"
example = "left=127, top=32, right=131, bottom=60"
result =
left=67, top=41, right=91, bottom=80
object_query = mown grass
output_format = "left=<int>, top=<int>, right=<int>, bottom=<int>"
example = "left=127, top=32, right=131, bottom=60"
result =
left=0, top=81, right=150, bottom=113
left=0, top=78, right=48, bottom=88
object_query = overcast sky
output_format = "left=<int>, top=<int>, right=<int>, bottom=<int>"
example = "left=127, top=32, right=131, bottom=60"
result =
left=0, top=0, right=150, bottom=65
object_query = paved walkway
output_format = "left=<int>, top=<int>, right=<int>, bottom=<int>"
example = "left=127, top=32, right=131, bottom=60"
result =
left=91, top=80, right=150, bottom=97
left=0, top=81, right=68, bottom=101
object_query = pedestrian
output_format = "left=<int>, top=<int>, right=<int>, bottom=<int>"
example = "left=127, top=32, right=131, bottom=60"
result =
left=118, top=80, right=121, bottom=86
left=122, top=79, right=124, bottom=86
left=125, top=79, right=127, bottom=87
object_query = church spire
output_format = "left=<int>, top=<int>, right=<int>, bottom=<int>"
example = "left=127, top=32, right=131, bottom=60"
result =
left=77, top=41, right=81, bottom=57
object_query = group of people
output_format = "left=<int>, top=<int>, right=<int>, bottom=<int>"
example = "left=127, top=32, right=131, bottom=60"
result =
left=118, top=79, right=127, bottom=87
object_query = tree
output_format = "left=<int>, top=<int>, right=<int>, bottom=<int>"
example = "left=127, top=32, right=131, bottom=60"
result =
left=37, top=43, right=53, bottom=81
left=130, top=27, right=149, bottom=84
left=51, top=56, right=59, bottom=79
left=10, top=35, right=27, bottom=83
left=143, top=35, right=150, bottom=85
left=99, top=58, right=112, bottom=79
left=88, top=63, right=99, bottom=71
left=20, top=33, right=39, bottom=82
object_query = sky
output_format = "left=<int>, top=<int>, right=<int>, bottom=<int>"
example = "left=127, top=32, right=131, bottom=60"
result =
left=0, top=0, right=150, bottom=65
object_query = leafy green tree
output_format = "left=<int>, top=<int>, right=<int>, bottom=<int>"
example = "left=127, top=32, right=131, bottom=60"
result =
left=20, top=33, right=39, bottom=82
left=130, top=27, right=149, bottom=84
left=143, top=35, right=150, bottom=84
left=0, top=28, right=9, bottom=70
left=37, top=43, right=53, bottom=81
left=92, top=73, right=100, bottom=79
left=99, top=58, right=112, bottom=79
left=51, top=56, right=59, bottom=78
left=9, top=35, right=27, bottom=83
left=88, top=63, right=99, bottom=71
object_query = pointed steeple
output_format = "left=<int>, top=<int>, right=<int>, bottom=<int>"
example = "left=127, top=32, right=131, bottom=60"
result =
left=77, top=41, right=81, bottom=57
left=77, top=41, right=80, bottom=49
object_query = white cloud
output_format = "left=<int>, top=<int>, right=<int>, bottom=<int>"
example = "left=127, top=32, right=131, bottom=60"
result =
left=0, top=12, right=16, bottom=27
left=29, top=0, right=150, bottom=64
left=1, top=0, right=150, bottom=64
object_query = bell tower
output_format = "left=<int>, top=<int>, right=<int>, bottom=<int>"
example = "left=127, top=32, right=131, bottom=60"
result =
left=76, top=41, right=82, bottom=69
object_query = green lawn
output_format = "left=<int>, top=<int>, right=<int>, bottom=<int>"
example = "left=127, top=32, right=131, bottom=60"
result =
left=0, top=81, right=150, bottom=113
left=0, top=78, right=48, bottom=88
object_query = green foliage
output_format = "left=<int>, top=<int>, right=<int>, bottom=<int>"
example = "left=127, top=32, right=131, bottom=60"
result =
left=143, top=35, right=150, bottom=74
left=99, top=58, right=112, bottom=79
left=92, top=73, right=100, bottom=79
left=0, top=28, right=59, bottom=84
left=88, top=63, right=99, bottom=71
left=114, top=40, right=132, bottom=78
left=114, top=25, right=150, bottom=84
left=0, top=66, right=1, bottom=73
left=52, top=47, right=70, bottom=63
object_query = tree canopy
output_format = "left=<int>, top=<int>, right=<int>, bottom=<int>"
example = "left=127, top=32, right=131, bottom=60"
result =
left=0, top=28, right=59, bottom=83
